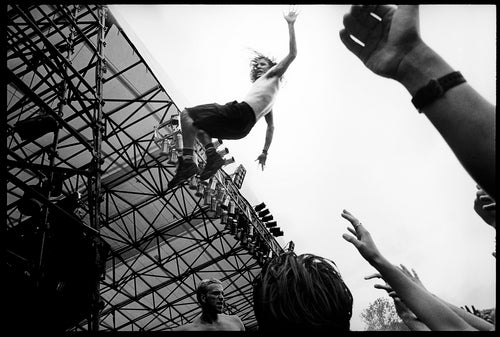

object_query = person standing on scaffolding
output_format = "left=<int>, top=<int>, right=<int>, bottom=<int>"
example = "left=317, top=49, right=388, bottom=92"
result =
left=168, top=6, right=299, bottom=189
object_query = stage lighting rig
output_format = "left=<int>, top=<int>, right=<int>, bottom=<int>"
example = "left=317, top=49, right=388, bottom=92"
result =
left=15, top=113, right=58, bottom=142
left=270, top=227, right=284, bottom=237
left=254, top=202, right=277, bottom=229
left=153, top=114, right=181, bottom=163
left=232, top=164, right=246, bottom=189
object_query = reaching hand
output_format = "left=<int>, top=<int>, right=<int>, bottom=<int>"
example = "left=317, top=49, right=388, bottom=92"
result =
left=339, top=5, right=423, bottom=80
left=341, top=209, right=383, bottom=265
left=474, top=185, right=496, bottom=228
left=255, top=153, right=267, bottom=171
left=364, top=272, right=420, bottom=322
left=398, top=264, right=427, bottom=290
left=283, top=5, right=299, bottom=24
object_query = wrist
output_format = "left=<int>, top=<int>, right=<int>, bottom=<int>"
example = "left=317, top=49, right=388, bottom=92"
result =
left=369, top=254, right=391, bottom=270
left=395, top=42, right=455, bottom=96
left=262, top=149, right=268, bottom=155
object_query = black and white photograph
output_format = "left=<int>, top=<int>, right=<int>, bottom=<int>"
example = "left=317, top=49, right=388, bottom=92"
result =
left=5, top=4, right=495, bottom=332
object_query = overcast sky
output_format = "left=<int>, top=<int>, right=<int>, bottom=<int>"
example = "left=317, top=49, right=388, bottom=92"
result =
left=109, top=5, right=496, bottom=330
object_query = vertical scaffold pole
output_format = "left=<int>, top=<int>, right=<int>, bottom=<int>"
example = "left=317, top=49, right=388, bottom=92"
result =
left=88, top=4, right=107, bottom=331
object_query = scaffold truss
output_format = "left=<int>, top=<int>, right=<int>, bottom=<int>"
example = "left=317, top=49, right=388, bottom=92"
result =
left=5, top=4, right=285, bottom=332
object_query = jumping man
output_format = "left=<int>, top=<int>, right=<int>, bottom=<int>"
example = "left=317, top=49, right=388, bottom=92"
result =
left=168, top=6, right=299, bottom=189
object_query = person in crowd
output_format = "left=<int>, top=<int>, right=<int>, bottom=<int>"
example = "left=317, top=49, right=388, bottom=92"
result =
left=168, top=6, right=299, bottom=189
left=474, top=185, right=496, bottom=229
left=173, top=278, right=245, bottom=331
left=341, top=209, right=479, bottom=330
left=474, top=185, right=496, bottom=258
left=252, top=251, right=353, bottom=331
left=365, top=265, right=495, bottom=331
left=340, top=5, right=495, bottom=199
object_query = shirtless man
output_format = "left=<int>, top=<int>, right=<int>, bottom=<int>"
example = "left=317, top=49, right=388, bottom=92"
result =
left=168, top=7, right=299, bottom=189
left=173, top=278, right=245, bottom=331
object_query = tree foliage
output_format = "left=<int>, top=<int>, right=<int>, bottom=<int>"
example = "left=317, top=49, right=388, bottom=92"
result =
left=361, top=297, right=409, bottom=331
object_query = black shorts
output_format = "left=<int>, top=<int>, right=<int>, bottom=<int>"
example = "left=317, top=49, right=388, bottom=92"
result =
left=186, top=100, right=256, bottom=140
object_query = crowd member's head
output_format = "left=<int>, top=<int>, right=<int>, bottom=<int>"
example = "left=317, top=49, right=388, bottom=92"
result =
left=253, top=252, right=353, bottom=331
left=196, top=278, right=225, bottom=313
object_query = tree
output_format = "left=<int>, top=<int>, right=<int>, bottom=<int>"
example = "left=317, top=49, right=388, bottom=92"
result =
left=360, top=297, right=409, bottom=331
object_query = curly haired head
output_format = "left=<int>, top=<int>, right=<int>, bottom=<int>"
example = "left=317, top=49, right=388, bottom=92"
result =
left=249, top=50, right=277, bottom=82
left=253, top=252, right=353, bottom=331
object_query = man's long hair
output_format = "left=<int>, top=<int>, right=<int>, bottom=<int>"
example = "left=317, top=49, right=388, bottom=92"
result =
left=249, top=50, right=277, bottom=83
left=253, top=252, right=353, bottom=331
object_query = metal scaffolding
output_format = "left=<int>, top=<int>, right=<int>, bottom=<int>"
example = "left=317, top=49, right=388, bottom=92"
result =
left=5, top=4, right=285, bottom=331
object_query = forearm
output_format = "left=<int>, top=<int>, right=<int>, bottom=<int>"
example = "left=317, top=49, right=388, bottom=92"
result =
left=438, top=297, right=494, bottom=331
left=373, top=257, right=474, bottom=331
left=287, top=22, right=297, bottom=58
left=400, top=316, right=430, bottom=331
left=263, top=126, right=274, bottom=152
left=396, top=43, right=496, bottom=198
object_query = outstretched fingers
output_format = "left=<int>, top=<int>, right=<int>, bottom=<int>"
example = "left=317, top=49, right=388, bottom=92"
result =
left=342, top=231, right=360, bottom=248
left=283, top=5, right=300, bottom=20
left=364, top=272, right=383, bottom=280
left=374, top=283, right=393, bottom=293
left=339, top=28, right=364, bottom=58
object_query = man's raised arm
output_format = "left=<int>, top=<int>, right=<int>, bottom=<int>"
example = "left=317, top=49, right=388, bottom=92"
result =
left=340, top=5, right=495, bottom=199
left=269, top=6, right=298, bottom=78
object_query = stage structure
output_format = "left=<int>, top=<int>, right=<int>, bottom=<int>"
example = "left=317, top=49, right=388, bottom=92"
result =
left=5, top=4, right=285, bottom=332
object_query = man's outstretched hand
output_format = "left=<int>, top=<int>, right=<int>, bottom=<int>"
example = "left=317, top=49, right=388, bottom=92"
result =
left=284, top=5, right=299, bottom=24
left=255, top=153, right=267, bottom=171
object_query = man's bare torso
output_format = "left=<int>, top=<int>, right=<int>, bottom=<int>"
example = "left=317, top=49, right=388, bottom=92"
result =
left=174, top=314, right=244, bottom=331
left=243, top=68, right=280, bottom=121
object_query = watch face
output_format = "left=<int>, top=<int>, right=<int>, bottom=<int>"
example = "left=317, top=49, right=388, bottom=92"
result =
left=412, top=79, right=443, bottom=110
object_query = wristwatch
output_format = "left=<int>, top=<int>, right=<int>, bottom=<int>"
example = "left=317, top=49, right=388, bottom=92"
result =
left=411, top=71, right=466, bottom=112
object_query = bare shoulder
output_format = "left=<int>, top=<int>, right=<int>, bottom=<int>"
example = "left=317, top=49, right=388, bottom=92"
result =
left=221, top=314, right=245, bottom=330
left=172, top=323, right=195, bottom=331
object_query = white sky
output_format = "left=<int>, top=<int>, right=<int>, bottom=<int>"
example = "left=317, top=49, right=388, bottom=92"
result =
left=109, top=5, right=496, bottom=331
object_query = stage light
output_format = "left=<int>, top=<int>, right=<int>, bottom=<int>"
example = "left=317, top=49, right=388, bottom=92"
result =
left=195, top=181, right=206, bottom=197
left=213, top=139, right=223, bottom=148
left=18, top=184, right=46, bottom=216
left=223, top=156, right=235, bottom=166
left=207, top=196, right=218, bottom=218
left=228, top=218, right=237, bottom=235
left=153, top=125, right=163, bottom=145
left=228, top=200, right=236, bottom=217
left=258, top=209, right=270, bottom=217
left=15, top=114, right=58, bottom=141
left=217, top=147, right=229, bottom=157
left=208, top=178, right=218, bottom=194
left=220, top=211, right=229, bottom=225
left=232, top=164, right=246, bottom=189
left=265, top=221, right=277, bottom=228
left=221, top=195, right=230, bottom=210
left=260, top=215, right=273, bottom=222
left=270, top=227, right=284, bottom=237
left=154, top=115, right=181, bottom=158
left=167, top=147, right=178, bottom=164
left=203, top=188, right=212, bottom=205
left=188, top=175, right=199, bottom=190
left=174, top=131, right=183, bottom=153
left=254, top=202, right=266, bottom=212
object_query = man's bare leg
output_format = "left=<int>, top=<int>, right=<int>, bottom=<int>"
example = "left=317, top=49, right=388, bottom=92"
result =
left=167, top=109, right=200, bottom=189
left=197, top=129, right=224, bottom=181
